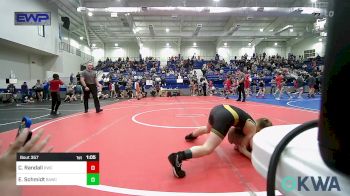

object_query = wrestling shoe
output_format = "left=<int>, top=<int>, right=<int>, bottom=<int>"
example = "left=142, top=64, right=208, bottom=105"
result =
left=168, top=153, right=186, bottom=178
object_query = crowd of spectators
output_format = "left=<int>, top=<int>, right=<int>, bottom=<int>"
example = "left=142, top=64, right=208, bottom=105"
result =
left=1, top=52, right=324, bottom=104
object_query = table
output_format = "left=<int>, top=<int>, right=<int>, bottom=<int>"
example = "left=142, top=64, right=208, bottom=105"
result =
left=0, top=92, right=12, bottom=102
left=252, top=125, right=350, bottom=196
left=159, top=88, right=180, bottom=97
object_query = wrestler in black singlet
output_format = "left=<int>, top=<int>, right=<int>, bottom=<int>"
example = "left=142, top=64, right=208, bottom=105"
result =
left=208, top=104, right=255, bottom=139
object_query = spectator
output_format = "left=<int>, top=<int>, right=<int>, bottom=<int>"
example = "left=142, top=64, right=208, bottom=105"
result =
left=33, top=80, right=43, bottom=102
left=6, top=83, right=16, bottom=94
left=20, top=82, right=28, bottom=103
left=6, top=83, right=16, bottom=103
left=256, top=80, right=266, bottom=98
left=70, top=73, right=74, bottom=84
left=76, top=72, right=81, bottom=85
left=43, top=80, right=50, bottom=101
left=64, top=83, right=76, bottom=103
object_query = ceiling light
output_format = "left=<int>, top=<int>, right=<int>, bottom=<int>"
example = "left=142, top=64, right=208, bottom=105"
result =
left=193, top=42, right=197, bottom=46
left=248, top=43, right=252, bottom=46
left=224, top=42, right=227, bottom=46
left=290, top=28, right=294, bottom=32
left=92, top=43, right=96, bottom=47
left=319, top=38, right=322, bottom=42
left=115, top=43, right=118, bottom=47
left=269, top=29, right=273, bottom=32
left=311, top=0, right=317, bottom=3
left=111, top=12, right=118, bottom=17
left=166, top=28, right=170, bottom=33
left=166, top=43, right=170, bottom=46
left=88, top=12, right=93, bottom=16
left=213, top=0, right=220, bottom=2
left=106, top=7, right=140, bottom=13
left=274, top=42, right=278, bottom=46
left=79, top=36, right=83, bottom=40
left=260, top=28, right=264, bottom=32
left=210, top=7, right=232, bottom=13
left=77, top=7, right=86, bottom=12
left=295, top=37, right=298, bottom=40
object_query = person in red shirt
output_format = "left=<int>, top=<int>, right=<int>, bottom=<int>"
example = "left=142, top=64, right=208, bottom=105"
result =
left=208, top=80, right=214, bottom=95
left=223, top=76, right=232, bottom=99
left=135, top=80, right=141, bottom=100
left=49, top=74, right=64, bottom=115
left=244, top=72, right=251, bottom=97
left=273, top=72, right=283, bottom=98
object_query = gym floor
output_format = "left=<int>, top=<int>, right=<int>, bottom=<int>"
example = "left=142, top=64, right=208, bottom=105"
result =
left=0, top=96, right=319, bottom=195
left=0, top=99, right=122, bottom=132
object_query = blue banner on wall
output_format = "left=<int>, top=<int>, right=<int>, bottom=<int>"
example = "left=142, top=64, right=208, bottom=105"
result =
left=15, top=12, right=51, bottom=25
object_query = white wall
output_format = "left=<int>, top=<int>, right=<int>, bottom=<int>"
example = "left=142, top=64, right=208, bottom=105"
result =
left=82, top=46, right=91, bottom=55
left=102, top=41, right=217, bottom=65
left=140, top=42, right=178, bottom=64
left=0, top=45, right=44, bottom=88
left=0, top=0, right=59, bottom=55
left=180, top=42, right=216, bottom=60
left=43, top=51, right=85, bottom=78
left=256, top=41, right=287, bottom=57
left=291, top=37, right=326, bottom=57
left=104, top=42, right=139, bottom=61
left=217, top=42, right=255, bottom=61
left=92, top=48, right=105, bottom=65
left=93, top=41, right=252, bottom=64
left=0, top=42, right=89, bottom=88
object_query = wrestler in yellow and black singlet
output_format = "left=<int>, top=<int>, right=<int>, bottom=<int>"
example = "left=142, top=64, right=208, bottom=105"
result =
left=208, top=104, right=255, bottom=139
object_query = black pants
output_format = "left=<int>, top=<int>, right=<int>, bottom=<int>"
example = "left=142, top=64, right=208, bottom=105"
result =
left=21, top=93, right=28, bottom=103
left=51, top=92, right=61, bottom=112
left=83, top=84, right=100, bottom=112
left=237, top=83, right=246, bottom=101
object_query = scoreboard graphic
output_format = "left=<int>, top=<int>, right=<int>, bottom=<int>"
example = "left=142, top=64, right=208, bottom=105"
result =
left=16, top=153, right=99, bottom=185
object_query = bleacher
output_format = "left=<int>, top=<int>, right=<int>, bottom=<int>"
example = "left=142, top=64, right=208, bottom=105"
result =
left=92, top=54, right=324, bottom=93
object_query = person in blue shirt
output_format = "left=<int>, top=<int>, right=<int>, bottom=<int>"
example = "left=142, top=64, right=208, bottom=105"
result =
left=43, top=81, right=50, bottom=101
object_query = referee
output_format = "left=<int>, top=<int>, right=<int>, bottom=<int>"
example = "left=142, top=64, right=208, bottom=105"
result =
left=236, top=69, right=246, bottom=102
left=80, top=62, right=103, bottom=113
